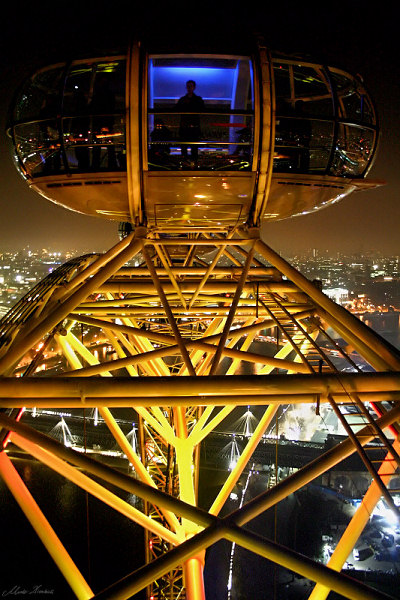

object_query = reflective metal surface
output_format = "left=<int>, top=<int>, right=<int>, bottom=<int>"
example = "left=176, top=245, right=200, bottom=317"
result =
left=8, top=43, right=380, bottom=227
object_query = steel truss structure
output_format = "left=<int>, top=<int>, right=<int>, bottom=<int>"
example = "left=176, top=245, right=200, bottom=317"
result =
left=0, top=227, right=399, bottom=600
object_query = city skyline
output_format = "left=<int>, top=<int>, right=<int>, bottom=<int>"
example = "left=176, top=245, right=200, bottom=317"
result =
left=0, top=2, right=399, bottom=255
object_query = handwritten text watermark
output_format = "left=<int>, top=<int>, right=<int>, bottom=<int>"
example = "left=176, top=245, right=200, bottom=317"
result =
left=2, top=585, right=54, bottom=596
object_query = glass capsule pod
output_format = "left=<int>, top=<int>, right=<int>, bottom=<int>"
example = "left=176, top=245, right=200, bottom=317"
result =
left=8, top=40, right=380, bottom=229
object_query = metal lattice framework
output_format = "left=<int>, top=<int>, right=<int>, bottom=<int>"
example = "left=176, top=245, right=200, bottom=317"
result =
left=0, top=227, right=399, bottom=600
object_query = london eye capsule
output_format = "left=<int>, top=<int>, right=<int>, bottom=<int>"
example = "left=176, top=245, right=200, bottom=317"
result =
left=8, top=39, right=380, bottom=229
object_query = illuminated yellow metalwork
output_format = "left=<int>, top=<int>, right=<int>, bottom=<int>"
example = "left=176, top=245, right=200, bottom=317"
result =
left=0, top=229, right=400, bottom=600
left=0, top=452, right=93, bottom=600
left=1, top=38, right=395, bottom=599
left=309, top=437, right=400, bottom=600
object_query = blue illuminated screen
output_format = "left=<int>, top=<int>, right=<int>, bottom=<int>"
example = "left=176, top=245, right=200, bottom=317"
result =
left=148, top=57, right=254, bottom=108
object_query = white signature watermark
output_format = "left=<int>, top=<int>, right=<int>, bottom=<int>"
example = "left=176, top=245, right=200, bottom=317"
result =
left=2, top=586, right=54, bottom=597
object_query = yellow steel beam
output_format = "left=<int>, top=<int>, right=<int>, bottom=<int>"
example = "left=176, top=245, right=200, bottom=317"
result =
left=55, top=332, right=84, bottom=372
left=178, top=316, right=226, bottom=376
left=145, top=238, right=254, bottom=247
left=308, top=439, right=400, bottom=600
left=2, top=402, right=400, bottom=533
left=65, top=329, right=113, bottom=376
left=0, top=394, right=328, bottom=410
left=142, top=243, right=196, bottom=376
left=72, top=295, right=310, bottom=309
left=186, top=317, right=229, bottom=376
left=2, top=373, right=400, bottom=400
left=4, top=392, right=399, bottom=409
left=154, top=243, right=188, bottom=310
left=59, top=342, right=181, bottom=377
left=225, top=316, right=257, bottom=375
left=96, top=280, right=298, bottom=294
left=120, top=314, right=172, bottom=377
left=188, top=405, right=234, bottom=446
left=258, top=340, right=298, bottom=374
left=209, top=404, right=278, bottom=516
left=0, top=452, right=93, bottom=600
left=209, top=244, right=256, bottom=375
left=100, top=327, right=139, bottom=376
left=255, top=239, right=400, bottom=371
left=135, top=406, right=177, bottom=447
left=188, top=232, right=235, bottom=308
left=56, top=331, right=310, bottom=378
left=109, top=315, right=164, bottom=377
left=90, top=520, right=391, bottom=600
left=0, top=235, right=143, bottom=376
left=10, top=431, right=180, bottom=546
left=97, top=406, right=182, bottom=536
left=184, top=340, right=311, bottom=373
left=225, top=523, right=388, bottom=600
left=183, top=554, right=206, bottom=600
left=116, top=266, right=278, bottom=276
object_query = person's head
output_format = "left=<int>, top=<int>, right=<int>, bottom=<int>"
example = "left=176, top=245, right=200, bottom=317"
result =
left=186, top=80, right=196, bottom=94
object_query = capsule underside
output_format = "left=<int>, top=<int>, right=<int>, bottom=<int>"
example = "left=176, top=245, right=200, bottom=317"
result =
left=8, top=45, right=380, bottom=228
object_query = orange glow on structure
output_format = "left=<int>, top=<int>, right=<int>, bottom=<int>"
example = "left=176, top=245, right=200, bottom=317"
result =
left=2, top=408, right=25, bottom=449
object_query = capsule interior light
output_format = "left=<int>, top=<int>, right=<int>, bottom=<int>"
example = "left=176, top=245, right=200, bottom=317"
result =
left=8, top=39, right=381, bottom=229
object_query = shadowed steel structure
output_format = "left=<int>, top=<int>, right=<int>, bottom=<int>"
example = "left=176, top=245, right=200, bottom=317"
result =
left=1, top=36, right=399, bottom=600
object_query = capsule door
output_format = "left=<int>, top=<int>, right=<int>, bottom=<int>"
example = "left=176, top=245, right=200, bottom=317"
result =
left=140, top=50, right=263, bottom=230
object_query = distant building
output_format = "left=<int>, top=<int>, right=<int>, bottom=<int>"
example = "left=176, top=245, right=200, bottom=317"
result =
left=324, top=287, right=349, bottom=305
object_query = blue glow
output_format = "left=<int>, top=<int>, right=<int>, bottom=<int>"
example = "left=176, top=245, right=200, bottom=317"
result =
left=152, top=66, right=234, bottom=101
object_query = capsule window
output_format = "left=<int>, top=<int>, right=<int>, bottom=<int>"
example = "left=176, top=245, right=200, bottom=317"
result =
left=14, top=120, right=64, bottom=177
left=273, top=62, right=334, bottom=174
left=12, top=65, right=65, bottom=122
left=330, top=125, right=375, bottom=177
left=147, top=56, right=254, bottom=171
left=61, top=59, right=127, bottom=172
left=329, top=69, right=375, bottom=125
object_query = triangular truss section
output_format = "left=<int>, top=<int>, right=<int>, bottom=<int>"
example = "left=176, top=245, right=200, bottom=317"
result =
left=0, top=228, right=399, bottom=600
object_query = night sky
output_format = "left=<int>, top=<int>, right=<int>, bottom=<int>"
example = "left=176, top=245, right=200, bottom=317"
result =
left=0, top=1, right=399, bottom=255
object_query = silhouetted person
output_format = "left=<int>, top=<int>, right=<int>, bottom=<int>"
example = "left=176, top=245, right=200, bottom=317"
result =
left=177, top=80, right=204, bottom=161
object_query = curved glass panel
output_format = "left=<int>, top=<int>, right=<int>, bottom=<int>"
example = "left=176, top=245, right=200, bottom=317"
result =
left=62, top=115, right=126, bottom=171
left=329, top=69, right=375, bottom=125
left=293, top=65, right=333, bottom=116
left=274, top=118, right=334, bottom=173
left=273, top=62, right=333, bottom=117
left=12, top=65, right=65, bottom=122
left=63, top=59, right=126, bottom=115
left=14, top=120, right=64, bottom=177
left=9, top=54, right=378, bottom=183
left=272, top=60, right=377, bottom=177
left=11, top=58, right=127, bottom=177
left=147, top=56, right=254, bottom=171
left=273, top=62, right=334, bottom=174
left=61, top=59, right=126, bottom=173
left=330, top=125, right=376, bottom=177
